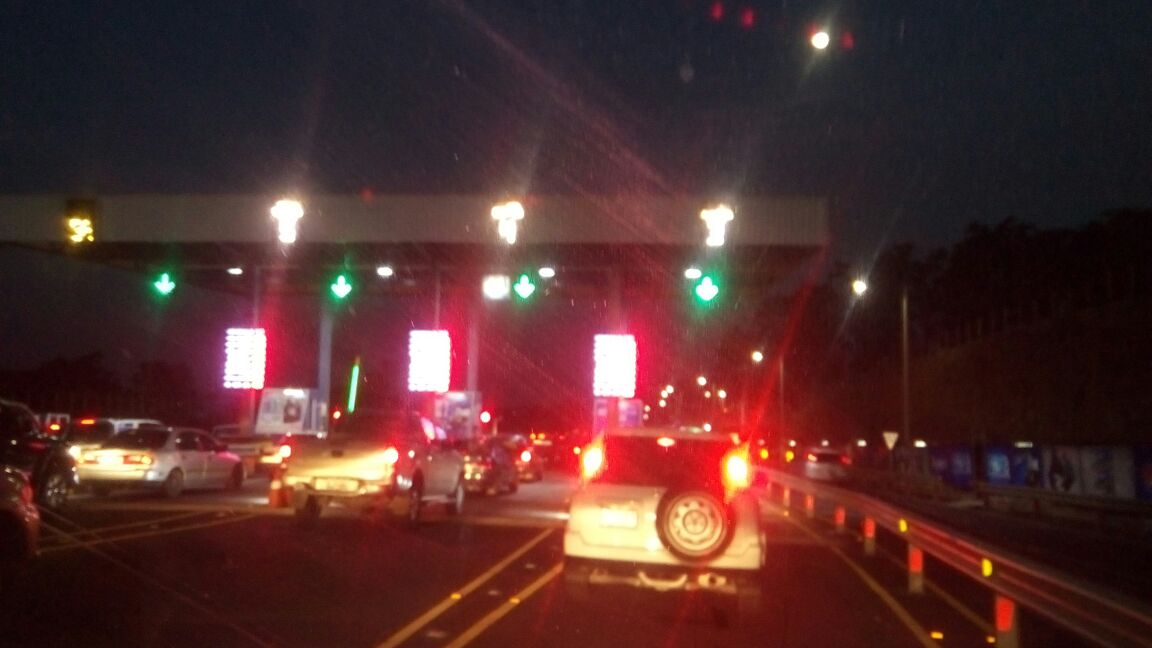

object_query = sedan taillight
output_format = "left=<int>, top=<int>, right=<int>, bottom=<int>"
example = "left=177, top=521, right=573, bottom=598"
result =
left=123, top=454, right=154, bottom=465
left=581, top=444, right=605, bottom=480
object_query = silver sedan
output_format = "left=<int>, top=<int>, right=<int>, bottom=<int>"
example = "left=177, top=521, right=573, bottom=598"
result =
left=78, top=427, right=244, bottom=497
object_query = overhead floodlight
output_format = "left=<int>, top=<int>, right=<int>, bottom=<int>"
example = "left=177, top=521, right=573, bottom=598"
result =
left=482, top=274, right=511, bottom=300
left=376, top=265, right=395, bottom=278
left=852, top=278, right=869, bottom=296
left=700, top=205, right=735, bottom=247
left=223, top=328, right=267, bottom=390
left=593, top=334, right=637, bottom=398
left=811, top=30, right=831, bottom=50
left=491, top=201, right=525, bottom=245
left=227, top=267, right=244, bottom=276
left=270, top=199, right=304, bottom=244
left=538, top=266, right=556, bottom=279
left=684, top=267, right=703, bottom=280
left=408, top=330, right=451, bottom=393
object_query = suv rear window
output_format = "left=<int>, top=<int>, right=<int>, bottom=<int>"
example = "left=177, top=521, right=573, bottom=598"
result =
left=599, top=436, right=730, bottom=489
left=333, top=413, right=424, bottom=444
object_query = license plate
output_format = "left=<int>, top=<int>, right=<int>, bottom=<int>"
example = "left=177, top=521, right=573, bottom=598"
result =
left=599, top=507, right=638, bottom=529
left=315, top=478, right=358, bottom=492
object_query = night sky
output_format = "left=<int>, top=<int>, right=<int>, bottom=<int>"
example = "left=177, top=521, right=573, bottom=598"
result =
left=2, top=1, right=1150, bottom=418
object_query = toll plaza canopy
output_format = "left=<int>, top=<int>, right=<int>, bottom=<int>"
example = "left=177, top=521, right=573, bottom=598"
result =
left=0, top=193, right=827, bottom=295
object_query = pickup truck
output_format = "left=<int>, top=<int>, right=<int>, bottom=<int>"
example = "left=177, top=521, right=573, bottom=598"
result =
left=279, top=411, right=465, bottom=527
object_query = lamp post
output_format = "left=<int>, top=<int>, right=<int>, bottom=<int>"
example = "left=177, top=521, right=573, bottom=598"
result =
left=853, top=278, right=910, bottom=448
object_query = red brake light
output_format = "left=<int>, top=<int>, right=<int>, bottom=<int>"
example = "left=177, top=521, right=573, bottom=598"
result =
left=79, top=418, right=96, bottom=425
left=520, top=450, right=532, bottom=463
left=723, top=448, right=751, bottom=490
left=382, top=447, right=400, bottom=465
left=581, top=443, right=605, bottom=480
left=123, top=454, right=154, bottom=466
left=840, top=455, right=852, bottom=466
left=656, top=437, right=676, bottom=448
left=278, top=444, right=292, bottom=459
left=48, top=423, right=61, bottom=432
left=807, top=453, right=818, bottom=463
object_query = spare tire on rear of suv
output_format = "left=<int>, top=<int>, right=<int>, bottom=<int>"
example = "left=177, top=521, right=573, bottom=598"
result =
left=655, top=488, right=735, bottom=562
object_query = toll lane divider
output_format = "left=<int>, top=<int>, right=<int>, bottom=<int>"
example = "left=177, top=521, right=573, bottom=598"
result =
left=759, top=467, right=1152, bottom=648
left=376, top=527, right=555, bottom=648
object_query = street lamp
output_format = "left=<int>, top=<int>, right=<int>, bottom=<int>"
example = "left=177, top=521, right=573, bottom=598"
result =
left=270, top=199, right=304, bottom=244
left=700, top=205, right=735, bottom=247
left=491, top=201, right=525, bottom=245
left=853, top=278, right=910, bottom=446
left=696, top=376, right=708, bottom=387
left=810, top=30, right=831, bottom=50
left=750, top=350, right=764, bottom=364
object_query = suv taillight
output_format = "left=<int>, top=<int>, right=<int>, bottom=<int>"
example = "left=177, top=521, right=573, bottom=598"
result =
left=723, top=448, right=751, bottom=491
left=581, top=443, right=605, bottom=480
left=520, top=450, right=532, bottom=463
left=278, top=444, right=292, bottom=460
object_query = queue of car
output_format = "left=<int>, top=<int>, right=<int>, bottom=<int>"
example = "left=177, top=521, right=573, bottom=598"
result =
left=77, top=427, right=245, bottom=498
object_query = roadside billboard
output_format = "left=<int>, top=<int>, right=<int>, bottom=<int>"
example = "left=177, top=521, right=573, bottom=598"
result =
left=255, top=388, right=327, bottom=436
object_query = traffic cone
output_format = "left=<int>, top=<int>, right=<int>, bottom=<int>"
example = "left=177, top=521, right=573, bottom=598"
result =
left=268, top=466, right=287, bottom=508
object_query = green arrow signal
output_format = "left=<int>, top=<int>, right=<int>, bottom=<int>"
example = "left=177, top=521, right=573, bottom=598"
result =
left=694, top=276, right=719, bottom=302
left=153, top=272, right=176, bottom=296
left=513, top=274, right=536, bottom=300
left=330, top=274, right=353, bottom=299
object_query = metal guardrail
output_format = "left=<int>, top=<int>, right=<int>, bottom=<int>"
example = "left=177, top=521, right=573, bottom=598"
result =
left=977, top=482, right=1152, bottom=531
left=760, top=468, right=1152, bottom=648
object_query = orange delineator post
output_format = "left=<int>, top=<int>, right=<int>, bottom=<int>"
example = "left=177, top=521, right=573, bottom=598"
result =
left=995, top=595, right=1020, bottom=648
left=908, top=544, right=925, bottom=594
left=863, top=517, right=876, bottom=556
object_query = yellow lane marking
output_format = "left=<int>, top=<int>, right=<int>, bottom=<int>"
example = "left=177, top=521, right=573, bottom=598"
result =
left=452, top=515, right=564, bottom=529
left=40, top=511, right=208, bottom=545
left=825, top=518, right=994, bottom=635
left=376, top=528, right=555, bottom=648
left=75, top=501, right=275, bottom=514
left=38, top=519, right=274, bottom=647
left=784, top=515, right=940, bottom=648
left=445, top=562, right=562, bottom=648
left=41, top=514, right=258, bottom=554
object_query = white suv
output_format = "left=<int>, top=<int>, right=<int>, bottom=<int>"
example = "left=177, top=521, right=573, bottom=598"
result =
left=563, top=426, right=765, bottom=619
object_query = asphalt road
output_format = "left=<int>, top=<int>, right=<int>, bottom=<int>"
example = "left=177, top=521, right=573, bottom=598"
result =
left=0, top=472, right=1090, bottom=647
